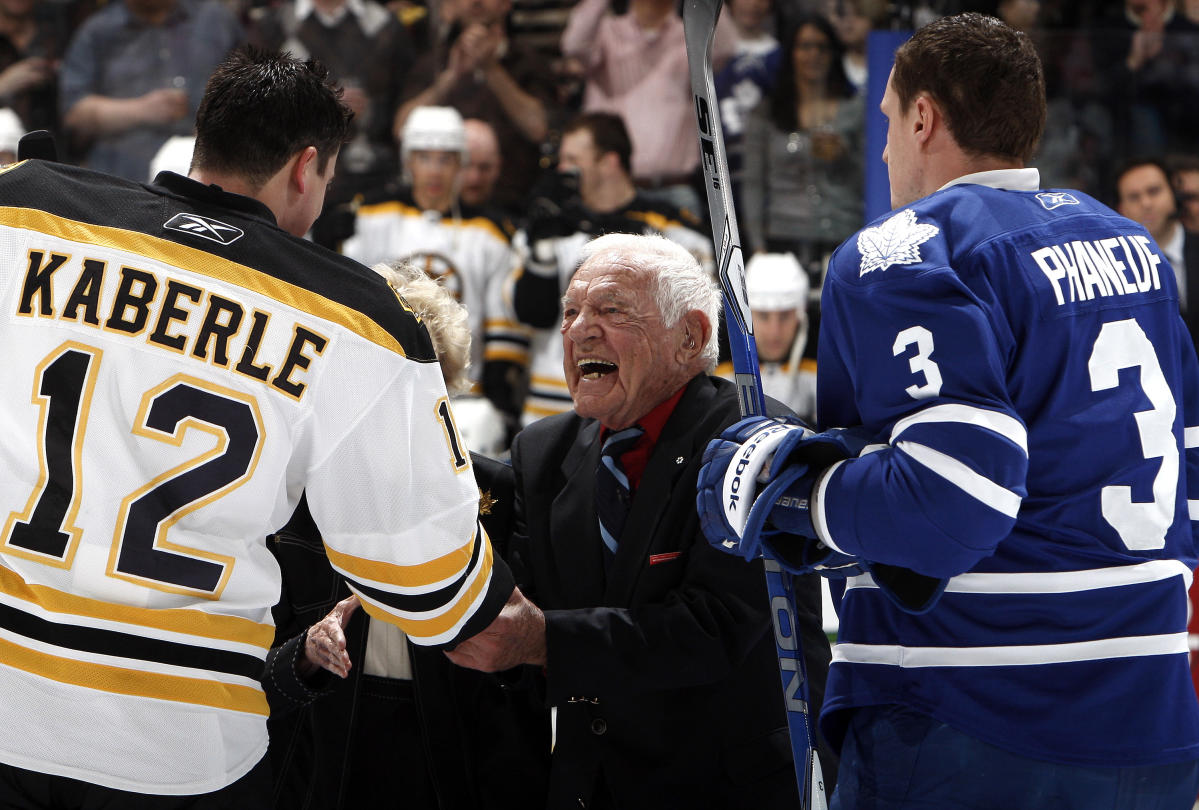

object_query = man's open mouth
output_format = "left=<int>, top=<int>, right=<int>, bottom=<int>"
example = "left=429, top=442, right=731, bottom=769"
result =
left=578, top=359, right=617, bottom=380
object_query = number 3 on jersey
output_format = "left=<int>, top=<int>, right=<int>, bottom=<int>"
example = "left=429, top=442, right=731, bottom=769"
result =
left=3, top=342, right=264, bottom=597
left=893, top=318, right=1179, bottom=553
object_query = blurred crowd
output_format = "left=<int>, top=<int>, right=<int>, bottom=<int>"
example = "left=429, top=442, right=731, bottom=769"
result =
left=6, top=0, right=1197, bottom=447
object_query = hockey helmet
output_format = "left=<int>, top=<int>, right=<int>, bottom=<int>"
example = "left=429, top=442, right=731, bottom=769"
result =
left=401, top=106, right=469, bottom=164
left=746, top=252, right=808, bottom=312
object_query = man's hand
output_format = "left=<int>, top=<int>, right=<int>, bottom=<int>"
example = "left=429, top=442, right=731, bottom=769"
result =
left=0, top=57, right=54, bottom=97
left=137, top=88, right=188, bottom=126
left=445, top=586, right=546, bottom=672
left=300, top=594, right=359, bottom=678
left=456, top=23, right=502, bottom=72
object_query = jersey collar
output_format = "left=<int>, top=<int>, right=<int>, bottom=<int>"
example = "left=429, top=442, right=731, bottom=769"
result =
left=938, top=168, right=1040, bottom=193
left=152, top=171, right=279, bottom=226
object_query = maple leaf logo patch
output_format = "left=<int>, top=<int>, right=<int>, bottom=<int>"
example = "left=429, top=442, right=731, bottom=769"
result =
left=857, top=209, right=940, bottom=276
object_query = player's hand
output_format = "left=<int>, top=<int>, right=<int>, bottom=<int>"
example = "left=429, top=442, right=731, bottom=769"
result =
left=445, top=586, right=545, bottom=672
left=301, top=594, right=359, bottom=678
left=697, top=417, right=872, bottom=572
left=696, top=416, right=814, bottom=561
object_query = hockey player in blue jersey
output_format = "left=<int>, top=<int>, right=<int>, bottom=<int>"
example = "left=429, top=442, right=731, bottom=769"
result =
left=698, top=13, right=1199, bottom=808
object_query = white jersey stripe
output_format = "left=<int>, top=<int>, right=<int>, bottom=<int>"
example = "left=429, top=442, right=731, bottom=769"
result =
left=832, top=632, right=1188, bottom=668
left=1185, top=426, right=1199, bottom=448
left=844, top=559, right=1193, bottom=595
left=892, top=403, right=1028, bottom=453
left=1190, top=499, right=1199, bottom=521
left=812, top=460, right=848, bottom=554
left=896, top=440, right=1023, bottom=517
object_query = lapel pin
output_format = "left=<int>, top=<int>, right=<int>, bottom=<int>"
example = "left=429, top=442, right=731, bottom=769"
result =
left=676, top=456, right=684, bottom=464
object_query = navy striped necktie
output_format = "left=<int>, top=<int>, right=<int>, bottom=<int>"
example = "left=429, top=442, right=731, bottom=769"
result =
left=596, top=425, right=645, bottom=559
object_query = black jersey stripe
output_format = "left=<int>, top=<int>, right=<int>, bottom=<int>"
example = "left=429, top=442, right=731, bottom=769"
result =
left=341, top=520, right=485, bottom=616
left=0, top=599, right=264, bottom=681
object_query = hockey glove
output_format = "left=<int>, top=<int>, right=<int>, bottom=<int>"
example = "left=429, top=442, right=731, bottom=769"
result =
left=697, top=417, right=870, bottom=575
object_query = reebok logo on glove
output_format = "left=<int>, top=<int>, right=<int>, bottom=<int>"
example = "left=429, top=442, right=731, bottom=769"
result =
left=723, top=422, right=802, bottom=534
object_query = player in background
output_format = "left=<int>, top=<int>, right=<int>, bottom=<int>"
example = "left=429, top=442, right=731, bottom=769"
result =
left=342, top=105, right=528, bottom=437
left=698, top=13, right=1199, bottom=807
left=0, top=47, right=538, bottom=807
left=714, top=251, right=816, bottom=422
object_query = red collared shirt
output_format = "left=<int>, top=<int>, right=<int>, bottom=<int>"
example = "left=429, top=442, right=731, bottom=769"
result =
left=600, top=386, right=687, bottom=493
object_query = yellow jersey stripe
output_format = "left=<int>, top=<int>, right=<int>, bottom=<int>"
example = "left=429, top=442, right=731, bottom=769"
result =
left=359, top=535, right=494, bottom=640
left=0, top=635, right=269, bottom=715
left=326, top=531, right=478, bottom=589
left=356, top=201, right=510, bottom=245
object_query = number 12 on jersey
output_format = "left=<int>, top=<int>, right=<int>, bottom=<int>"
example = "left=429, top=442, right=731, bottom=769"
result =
left=3, top=341, right=264, bottom=597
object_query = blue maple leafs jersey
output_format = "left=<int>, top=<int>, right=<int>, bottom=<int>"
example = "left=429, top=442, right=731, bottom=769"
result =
left=813, top=171, right=1199, bottom=767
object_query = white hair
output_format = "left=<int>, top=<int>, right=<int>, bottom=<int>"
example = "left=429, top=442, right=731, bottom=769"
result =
left=373, top=260, right=472, bottom=393
left=577, top=232, right=722, bottom=371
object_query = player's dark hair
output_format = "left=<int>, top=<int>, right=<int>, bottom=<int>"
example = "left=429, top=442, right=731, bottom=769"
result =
left=1169, top=154, right=1199, bottom=182
left=770, top=14, right=854, bottom=133
left=891, top=12, right=1044, bottom=164
left=564, top=112, right=633, bottom=175
left=191, top=47, right=353, bottom=190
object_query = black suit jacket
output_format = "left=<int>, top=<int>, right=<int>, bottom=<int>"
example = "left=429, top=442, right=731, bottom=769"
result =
left=510, top=374, right=833, bottom=810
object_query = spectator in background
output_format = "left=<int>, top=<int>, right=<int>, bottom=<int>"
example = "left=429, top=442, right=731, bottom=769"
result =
left=714, top=0, right=780, bottom=208
left=561, top=0, right=737, bottom=214
left=741, top=14, right=863, bottom=292
left=507, top=112, right=712, bottom=425
left=395, top=0, right=553, bottom=214
left=247, top=0, right=414, bottom=242
left=1116, top=157, right=1199, bottom=349
left=343, top=105, right=529, bottom=435
left=826, top=0, right=887, bottom=94
left=728, top=0, right=777, bottom=56
left=715, top=251, right=816, bottom=421
left=59, top=0, right=243, bottom=181
left=1091, top=0, right=1199, bottom=159
left=1173, top=154, right=1199, bottom=233
left=994, top=0, right=1040, bottom=30
left=0, top=0, right=68, bottom=142
left=461, top=116, right=504, bottom=213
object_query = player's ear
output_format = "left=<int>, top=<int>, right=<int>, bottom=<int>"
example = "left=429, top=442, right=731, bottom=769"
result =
left=290, top=146, right=320, bottom=194
left=912, top=95, right=937, bottom=143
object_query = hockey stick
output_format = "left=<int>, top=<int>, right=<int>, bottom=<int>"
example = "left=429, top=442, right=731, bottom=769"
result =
left=681, top=3, right=828, bottom=808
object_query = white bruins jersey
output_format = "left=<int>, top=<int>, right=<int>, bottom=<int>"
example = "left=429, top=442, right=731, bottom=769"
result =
left=715, top=356, right=816, bottom=423
left=342, top=194, right=529, bottom=385
left=511, top=199, right=714, bottom=424
left=0, top=164, right=510, bottom=794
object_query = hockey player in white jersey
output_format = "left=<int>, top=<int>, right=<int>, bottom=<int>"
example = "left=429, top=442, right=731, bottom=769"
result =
left=508, top=112, right=713, bottom=425
left=342, top=105, right=528, bottom=433
left=0, top=49, right=539, bottom=807
left=715, top=252, right=816, bottom=422
left=699, top=13, right=1199, bottom=808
